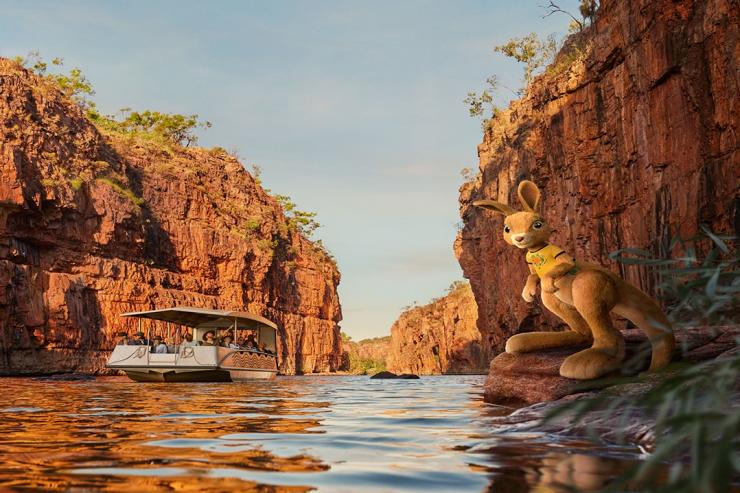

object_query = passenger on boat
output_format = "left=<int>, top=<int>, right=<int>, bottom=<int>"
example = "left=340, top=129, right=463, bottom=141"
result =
left=181, top=333, right=198, bottom=347
left=258, top=342, right=267, bottom=353
left=201, top=331, right=216, bottom=346
left=153, top=336, right=169, bottom=354
left=245, top=333, right=257, bottom=347
left=132, top=332, right=148, bottom=346
left=221, top=334, right=241, bottom=349
left=116, top=332, right=130, bottom=345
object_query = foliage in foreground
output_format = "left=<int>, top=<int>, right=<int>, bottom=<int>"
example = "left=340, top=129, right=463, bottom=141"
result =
left=546, top=227, right=739, bottom=493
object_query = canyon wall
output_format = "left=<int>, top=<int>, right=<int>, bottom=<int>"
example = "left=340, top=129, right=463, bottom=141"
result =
left=387, top=282, right=488, bottom=375
left=0, top=58, right=342, bottom=375
left=340, top=336, right=390, bottom=374
left=457, top=0, right=738, bottom=355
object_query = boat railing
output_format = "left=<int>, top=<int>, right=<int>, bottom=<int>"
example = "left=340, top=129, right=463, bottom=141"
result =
left=108, top=344, right=276, bottom=369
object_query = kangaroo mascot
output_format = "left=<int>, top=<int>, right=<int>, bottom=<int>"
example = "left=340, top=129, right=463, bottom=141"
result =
left=473, top=180, right=674, bottom=380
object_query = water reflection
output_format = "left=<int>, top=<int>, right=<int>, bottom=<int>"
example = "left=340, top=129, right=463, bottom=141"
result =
left=0, top=376, right=647, bottom=492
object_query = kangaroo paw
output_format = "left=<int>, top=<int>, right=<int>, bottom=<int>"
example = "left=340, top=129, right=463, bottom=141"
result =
left=559, top=348, right=623, bottom=380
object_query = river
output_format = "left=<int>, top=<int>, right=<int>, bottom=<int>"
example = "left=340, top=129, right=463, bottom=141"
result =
left=0, top=375, right=644, bottom=492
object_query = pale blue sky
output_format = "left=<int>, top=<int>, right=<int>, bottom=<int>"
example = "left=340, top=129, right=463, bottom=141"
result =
left=1, top=1, right=577, bottom=340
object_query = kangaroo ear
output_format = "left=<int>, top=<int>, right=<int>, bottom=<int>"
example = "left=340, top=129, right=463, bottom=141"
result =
left=472, top=199, right=515, bottom=216
left=517, top=180, right=541, bottom=212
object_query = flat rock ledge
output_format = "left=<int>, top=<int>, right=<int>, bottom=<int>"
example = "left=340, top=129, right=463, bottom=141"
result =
left=484, top=326, right=739, bottom=406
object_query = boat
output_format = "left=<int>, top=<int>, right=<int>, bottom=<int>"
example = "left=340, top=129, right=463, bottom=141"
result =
left=106, top=307, right=279, bottom=382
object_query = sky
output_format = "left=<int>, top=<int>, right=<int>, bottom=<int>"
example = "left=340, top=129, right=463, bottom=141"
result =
left=1, top=0, right=578, bottom=340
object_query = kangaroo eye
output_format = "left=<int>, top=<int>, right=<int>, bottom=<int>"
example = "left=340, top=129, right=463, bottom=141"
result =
left=532, top=221, right=543, bottom=229
left=504, top=225, right=511, bottom=233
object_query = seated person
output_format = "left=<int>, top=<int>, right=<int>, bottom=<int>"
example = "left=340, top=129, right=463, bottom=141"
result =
left=116, top=332, right=130, bottom=345
left=220, top=335, right=241, bottom=349
left=153, top=336, right=168, bottom=354
left=132, top=332, right=148, bottom=346
left=245, top=333, right=257, bottom=347
left=258, top=343, right=267, bottom=353
left=201, top=330, right=216, bottom=346
left=181, top=333, right=198, bottom=347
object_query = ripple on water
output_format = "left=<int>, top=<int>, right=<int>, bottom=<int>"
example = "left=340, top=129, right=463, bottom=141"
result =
left=0, top=375, right=647, bottom=492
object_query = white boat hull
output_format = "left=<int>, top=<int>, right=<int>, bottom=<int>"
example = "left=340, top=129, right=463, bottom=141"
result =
left=107, top=345, right=278, bottom=382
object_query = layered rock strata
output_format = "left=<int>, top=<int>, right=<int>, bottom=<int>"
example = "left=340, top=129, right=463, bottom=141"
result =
left=387, top=282, right=488, bottom=375
left=457, top=0, right=738, bottom=359
left=0, top=58, right=342, bottom=375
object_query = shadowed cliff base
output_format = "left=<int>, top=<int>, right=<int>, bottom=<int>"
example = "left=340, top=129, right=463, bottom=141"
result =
left=0, top=57, right=342, bottom=375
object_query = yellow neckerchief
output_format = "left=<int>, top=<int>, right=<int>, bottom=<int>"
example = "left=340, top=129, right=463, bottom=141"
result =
left=525, top=243, right=577, bottom=278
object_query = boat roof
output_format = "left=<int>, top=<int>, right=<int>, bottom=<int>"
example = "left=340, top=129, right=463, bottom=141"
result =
left=121, top=307, right=277, bottom=331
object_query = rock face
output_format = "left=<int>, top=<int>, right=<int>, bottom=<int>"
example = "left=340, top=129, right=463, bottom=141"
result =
left=387, top=282, right=488, bottom=375
left=484, top=326, right=739, bottom=405
left=456, top=0, right=738, bottom=358
left=340, top=335, right=390, bottom=373
left=0, top=58, right=342, bottom=375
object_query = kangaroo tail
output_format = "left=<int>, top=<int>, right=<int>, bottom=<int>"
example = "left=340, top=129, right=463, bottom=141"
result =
left=612, top=281, right=675, bottom=371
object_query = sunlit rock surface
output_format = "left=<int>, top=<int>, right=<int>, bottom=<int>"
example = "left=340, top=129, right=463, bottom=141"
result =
left=484, top=326, right=739, bottom=405
left=456, top=0, right=738, bottom=362
left=387, top=282, right=488, bottom=375
left=0, top=58, right=342, bottom=375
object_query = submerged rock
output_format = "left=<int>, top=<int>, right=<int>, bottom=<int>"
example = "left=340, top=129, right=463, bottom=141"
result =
left=370, top=371, right=420, bottom=379
left=484, top=326, right=738, bottom=405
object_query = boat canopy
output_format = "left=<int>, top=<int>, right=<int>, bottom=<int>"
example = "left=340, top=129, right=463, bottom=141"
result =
left=121, top=307, right=277, bottom=331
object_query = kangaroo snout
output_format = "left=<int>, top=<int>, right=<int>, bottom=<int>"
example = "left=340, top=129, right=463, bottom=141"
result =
left=514, top=235, right=525, bottom=242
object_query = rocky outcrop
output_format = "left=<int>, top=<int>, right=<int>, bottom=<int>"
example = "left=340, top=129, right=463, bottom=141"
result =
left=387, top=282, right=488, bottom=375
left=484, top=326, right=739, bottom=405
left=341, top=336, right=390, bottom=367
left=0, top=58, right=342, bottom=375
left=369, top=371, right=420, bottom=379
left=456, top=0, right=738, bottom=358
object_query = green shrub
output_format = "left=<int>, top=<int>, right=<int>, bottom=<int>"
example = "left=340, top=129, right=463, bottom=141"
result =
left=69, top=177, right=84, bottom=190
left=15, top=52, right=94, bottom=107
left=97, top=177, right=145, bottom=207
left=16, top=52, right=210, bottom=148
left=274, top=194, right=321, bottom=238
left=494, top=33, right=558, bottom=87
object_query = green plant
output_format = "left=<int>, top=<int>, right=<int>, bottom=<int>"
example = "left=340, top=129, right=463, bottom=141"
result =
left=15, top=52, right=211, bottom=148
left=245, top=218, right=261, bottom=231
left=97, top=177, right=145, bottom=207
left=494, top=32, right=558, bottom=87
left=15, top=52, right=94, bottom=107
left=91, top=109, right=211, bottom=147
left=274, top=194, right=321, bottom=238
left=348, top=353, right=387, bottom=375
left=69, top=177, right=84, bottom=190
left=545, top=227, right=739, bottom=492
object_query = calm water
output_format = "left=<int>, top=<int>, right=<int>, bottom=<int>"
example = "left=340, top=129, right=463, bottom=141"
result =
left=0, top=375, right=644, bottom=492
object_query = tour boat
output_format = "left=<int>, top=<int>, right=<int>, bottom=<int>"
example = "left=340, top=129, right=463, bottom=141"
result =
left=106, top=307, right=279, bottom=382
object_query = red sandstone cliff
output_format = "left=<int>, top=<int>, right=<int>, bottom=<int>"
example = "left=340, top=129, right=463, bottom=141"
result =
left=456, top=0, right=738, bottom=356
left=387, top=282, right=488, bottom=375
left=340, top=336, right=390, bottom=373
left=0, top=58, right=342, bottom=375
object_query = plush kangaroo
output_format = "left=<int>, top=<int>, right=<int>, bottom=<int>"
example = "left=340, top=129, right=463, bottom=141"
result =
left=473, top=180, right=675, bottom=380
